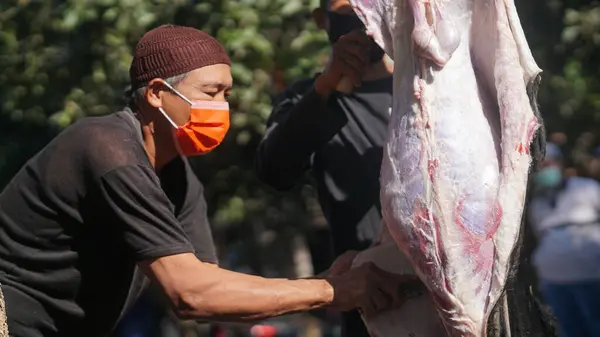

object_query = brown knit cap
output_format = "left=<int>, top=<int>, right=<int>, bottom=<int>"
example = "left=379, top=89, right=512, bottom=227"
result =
left=129, top=25, right=231, bottom=90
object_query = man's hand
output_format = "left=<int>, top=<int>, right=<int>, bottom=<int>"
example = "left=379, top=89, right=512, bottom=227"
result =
left=325, top=262, right=424, bottom=318
left=315, top=30, right=371, bottom=97
left=324, top=250, right=360, bottom=277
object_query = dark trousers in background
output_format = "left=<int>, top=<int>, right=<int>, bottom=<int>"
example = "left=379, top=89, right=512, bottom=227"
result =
left=332, top=236, right=373, bottom=337
left=341, top=310, right=370, bottom=337
left=111, top=290, right=164, bottom=337
left=540, top=280, right=600, bottom=337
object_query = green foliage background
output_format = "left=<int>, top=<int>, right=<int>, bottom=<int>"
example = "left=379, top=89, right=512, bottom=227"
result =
left=1, top=0, right=600, bottom=274
left=0, top=0, right=333, bottom=276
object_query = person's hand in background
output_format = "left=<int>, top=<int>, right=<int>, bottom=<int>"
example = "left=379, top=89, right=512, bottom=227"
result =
left=325, top=250, right=360, bottom=277
left=315, top=30, right=371, bottom=96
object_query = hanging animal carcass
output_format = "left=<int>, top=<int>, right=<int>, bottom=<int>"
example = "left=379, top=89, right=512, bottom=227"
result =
left=348, top=0, right=548, bottom=336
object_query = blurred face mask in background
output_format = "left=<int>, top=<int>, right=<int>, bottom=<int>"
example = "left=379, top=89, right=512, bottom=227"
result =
left=533, top=165, right=562, bottom=189
left=158, top=80, right=230, bottom=156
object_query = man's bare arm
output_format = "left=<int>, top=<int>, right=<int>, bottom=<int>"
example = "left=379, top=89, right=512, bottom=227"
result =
left=139, top=253, right=334, bottom=322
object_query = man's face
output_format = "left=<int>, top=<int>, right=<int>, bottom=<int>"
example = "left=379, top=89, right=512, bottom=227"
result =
left=315, top=0, right=385, bottom=63
left=155, top=64, right=233, bottom=127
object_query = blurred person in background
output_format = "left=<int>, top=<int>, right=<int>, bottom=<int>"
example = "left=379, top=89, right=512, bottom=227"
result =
left=527, top=142, right=600, bottom=337
left=548, top=132, right=567, bottom=147
left=255, top=0, right=393, bottom=336
left=585, top=145, right=600, bottom=181
left=0, top=24, right=419, bottom=337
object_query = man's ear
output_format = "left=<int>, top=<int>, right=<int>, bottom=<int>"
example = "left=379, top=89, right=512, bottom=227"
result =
left=313, top=7, right=326, bottom=30
left=145, top=78, right=166, bottom=109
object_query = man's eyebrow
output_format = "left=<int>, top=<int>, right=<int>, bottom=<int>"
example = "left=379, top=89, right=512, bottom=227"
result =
left=196, top=82, right=233, bottom=90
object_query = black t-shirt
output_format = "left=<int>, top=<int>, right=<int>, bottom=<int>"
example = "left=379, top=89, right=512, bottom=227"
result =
left=0, top=109, right=217, bottom=337
left=256, top=75, right=392, bottom=256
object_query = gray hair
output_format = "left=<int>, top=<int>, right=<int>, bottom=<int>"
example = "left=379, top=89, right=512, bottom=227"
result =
left=126, top=72, right=190, bottom=108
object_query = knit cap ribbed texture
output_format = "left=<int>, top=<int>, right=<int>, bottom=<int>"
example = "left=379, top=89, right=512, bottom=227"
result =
left=129, top=25, right=231, bottom=90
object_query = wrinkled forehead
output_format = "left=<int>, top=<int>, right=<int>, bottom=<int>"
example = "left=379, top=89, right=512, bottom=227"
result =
left=182, top=65, right=233, bottom=90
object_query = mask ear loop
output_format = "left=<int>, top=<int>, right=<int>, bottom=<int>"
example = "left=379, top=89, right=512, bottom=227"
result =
left=158, top=107, right=179, bottom=129
left=156, top=79, right=194, bottom=129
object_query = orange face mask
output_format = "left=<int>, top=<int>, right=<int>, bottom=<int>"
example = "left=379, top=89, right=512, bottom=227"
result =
left=158, top=81, right=230, bottom=156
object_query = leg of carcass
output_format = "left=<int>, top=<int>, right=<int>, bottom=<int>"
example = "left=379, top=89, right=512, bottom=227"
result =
left=372, top=220, right=394, bottom=247
left=354, top=219, right=445, bottom=336
left=352, top=241, right=446, bottom=337
left=408, top=0, right=460, bottom=67
left=484, top=70, right=558, bottom=337
left=485, top=179, right=560, bottom=337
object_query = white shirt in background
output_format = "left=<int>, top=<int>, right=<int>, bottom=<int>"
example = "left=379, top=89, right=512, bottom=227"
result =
left=528, top=177, right=600, bottom=283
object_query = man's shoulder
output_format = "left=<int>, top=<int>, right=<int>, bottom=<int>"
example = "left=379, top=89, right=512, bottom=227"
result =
left=62, top=110, right=147, bottom=175
left=72, top=110, right=134, bottom=133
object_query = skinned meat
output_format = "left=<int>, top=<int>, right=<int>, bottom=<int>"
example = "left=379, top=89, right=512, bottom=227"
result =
left=353, top=225, right=447, bottom=336
left=348, top=0, right=542, bottom=336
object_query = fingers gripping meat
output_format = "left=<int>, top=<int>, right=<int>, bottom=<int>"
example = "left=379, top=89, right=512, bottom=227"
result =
left=348, top=0, right=543, bottom=336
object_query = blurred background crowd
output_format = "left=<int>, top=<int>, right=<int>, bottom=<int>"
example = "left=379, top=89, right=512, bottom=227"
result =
left=1, top=0, right=600, bottom=337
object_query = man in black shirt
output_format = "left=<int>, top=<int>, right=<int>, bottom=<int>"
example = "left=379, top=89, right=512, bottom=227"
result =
left=255, top=0, right=394, bottom=336
left=0, top=25, right=416, bottom=337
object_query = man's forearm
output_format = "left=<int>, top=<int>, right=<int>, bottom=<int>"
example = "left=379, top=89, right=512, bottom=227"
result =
left=145, top=253, right=335, bottom=323
left=184, top=275, right=334, bottom=322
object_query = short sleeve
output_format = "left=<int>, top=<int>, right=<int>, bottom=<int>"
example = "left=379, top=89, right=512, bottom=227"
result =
left=98, top=164, right=195, bottom=262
